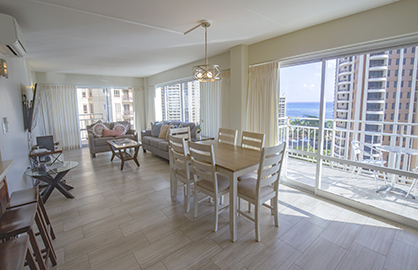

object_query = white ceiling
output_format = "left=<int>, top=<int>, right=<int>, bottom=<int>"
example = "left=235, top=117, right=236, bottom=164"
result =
left=0, top=0, right=396, bottom=77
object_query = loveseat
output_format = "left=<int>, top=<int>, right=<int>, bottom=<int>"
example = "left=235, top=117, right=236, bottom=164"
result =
left=141, top=121, right=197, bottom=160
left=87, top=120, right=138, bottom=157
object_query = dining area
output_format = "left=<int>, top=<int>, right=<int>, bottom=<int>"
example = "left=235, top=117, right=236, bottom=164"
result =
left=168, top=127, right=286, bottom=242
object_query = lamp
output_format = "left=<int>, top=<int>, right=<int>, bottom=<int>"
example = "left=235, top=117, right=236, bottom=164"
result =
left=185, top=20, right=220, bottom=82
left=0, top=59, right=8, bottom=78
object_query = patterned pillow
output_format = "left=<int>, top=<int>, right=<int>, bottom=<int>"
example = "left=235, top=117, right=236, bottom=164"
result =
left=113, top=123, right=128, bottom=135
left=92, top=122, right=108, bottom=138
left=102, top=129, right=121, bottom=137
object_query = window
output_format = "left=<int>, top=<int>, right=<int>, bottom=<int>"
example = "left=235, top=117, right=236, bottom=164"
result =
left=401, top=81, right=404, bottom=87
left=393, top=92, right=396, bottom=98
left=397, top=49, right=400, bottom=54
left=399, top=103, right=402, bottom=109
left=395, top=70, right=398, bottom=76
left=82, top=90, right=87, bottom=98
left=392, top=103, right=395, bottom=109
left=394, top=81, right=398, bottom=87
left=89, top=103, right=94, bottom=113
left=388, top=59, right=392, bottom=65
left=83, top=105, right=88, bottom=114
left=408, top=81, right=412, bottom=87
left=157, top=80, right=200, bottom=123
left=403, top=58, right=406, bottom=65
left=410, top=70, right=413, bottom=76
left=391, top=113, right=394, bottom=120
left=114, top=90, right=120, bottom=97
left=411, top=58, right=414, bottom=65
left=404, top=48, right=407, bottom=53
left=405, top=114, right=408, bottom=120
left=400, top=92, right=403, bottom=98
left=396, top=59, right=400, bottom=65
left=402, top=70, right=405, bottom=76
left=407, top=92, right=411, bottom=98
left=413, top=47, right=416, bottom=53
left=386, top=92, right=389, bottom=98
left=115, top=103, right=121, bottom=113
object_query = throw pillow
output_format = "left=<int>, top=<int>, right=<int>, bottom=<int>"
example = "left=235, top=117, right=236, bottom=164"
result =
left=152, top=122, right=163, bottom=137
left=92, top=121, right=109, bottom=138
left=158, top=125, right=170, bottom=139
left=113, top=123, right=128, bottom=135
left=102, top=129, right=121, bottom=137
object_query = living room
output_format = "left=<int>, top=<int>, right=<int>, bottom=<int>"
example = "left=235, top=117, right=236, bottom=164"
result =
left=1, top=0, right=418, bottom=269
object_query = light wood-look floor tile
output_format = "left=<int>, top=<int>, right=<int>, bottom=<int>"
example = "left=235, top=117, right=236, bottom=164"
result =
left=40, top=147, right=418, bottom=270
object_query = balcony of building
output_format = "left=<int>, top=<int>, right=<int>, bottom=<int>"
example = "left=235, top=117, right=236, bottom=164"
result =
left=278, top=117, right=418, bottom=228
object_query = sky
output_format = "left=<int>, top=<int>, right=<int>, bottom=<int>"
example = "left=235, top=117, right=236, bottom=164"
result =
left=280, top=60, right=337, bottom=103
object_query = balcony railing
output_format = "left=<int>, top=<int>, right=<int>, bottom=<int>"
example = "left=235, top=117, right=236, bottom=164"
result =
left=79, top=113, right=105, bottom=143
left=278, top=116, right=418, bottom=171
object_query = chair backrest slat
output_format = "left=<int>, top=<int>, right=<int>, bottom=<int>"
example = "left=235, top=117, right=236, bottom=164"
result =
left=257, top=143, right=286, bottom=192
left=218, top=128, right=238, bottom=146
left=170, top=127, right=191, bottom=140
left=241, top=131, right=265, bottom=151
left=168, top=135, right=189, bottom=175
left=189, top=142, right=217, bottom=188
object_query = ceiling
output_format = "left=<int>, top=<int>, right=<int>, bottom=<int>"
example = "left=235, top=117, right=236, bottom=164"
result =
left=0, top=0, right=396, bottom=78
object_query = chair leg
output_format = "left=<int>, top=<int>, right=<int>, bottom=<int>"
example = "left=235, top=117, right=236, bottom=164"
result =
left=25, top=244, right=40, bottom=270
left=185, top=183, right=191, bottom=213
left=214, top=196, right=219, bottom=232
left=255, top=203, right=260, bottom=242
left=172, top=178, right=177, bottom=202
left=273, top=197, right=279, bottom=227
left=406, top=179, right=417, bottom=198
left=248, top=201, right=251, bottom=213
left=194, top=188, right=199, bottom=218
left=28, top=228, right=47, bottom=270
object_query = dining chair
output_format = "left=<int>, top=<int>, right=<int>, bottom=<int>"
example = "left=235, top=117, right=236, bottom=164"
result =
left=218, top=128, right=238, bottom=146
left=169, top=126, right=191, bottom=140
left=168, top=135, right=193, bottom=212
left=189, top=141, right=229, bottom=232
left=406, top=166, right=418, bottom=198
left=350, top=140, right=387, bottom=190
left=237, top=142, right=286, bottom=242
left=241, top=131, right=265, bottom=151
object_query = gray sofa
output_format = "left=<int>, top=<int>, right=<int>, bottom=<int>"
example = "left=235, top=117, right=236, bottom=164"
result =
left=141, top=121, right=197, bottom=160
left=87, top=120, right=138, bottom=157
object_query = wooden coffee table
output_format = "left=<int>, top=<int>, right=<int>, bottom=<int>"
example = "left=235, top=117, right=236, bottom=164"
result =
left=107, top=139, right=141, bottom=170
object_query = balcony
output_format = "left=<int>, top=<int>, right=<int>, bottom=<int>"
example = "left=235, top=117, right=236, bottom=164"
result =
left=278, top=117, right=418, bottom=227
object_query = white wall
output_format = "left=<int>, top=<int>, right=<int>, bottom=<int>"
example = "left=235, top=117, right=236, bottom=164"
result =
left=35, top=72, right=144, bottom=88
left=0, top=57, right=36, bottom=193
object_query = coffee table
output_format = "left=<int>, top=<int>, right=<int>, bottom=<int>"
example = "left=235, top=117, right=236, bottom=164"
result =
left=107, top=139, right=141, bottom=170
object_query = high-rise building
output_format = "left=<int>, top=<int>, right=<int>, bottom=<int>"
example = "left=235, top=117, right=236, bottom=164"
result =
left=334, top=46, right=418, bottom=169
left=278, top=94, right=286, bottom=125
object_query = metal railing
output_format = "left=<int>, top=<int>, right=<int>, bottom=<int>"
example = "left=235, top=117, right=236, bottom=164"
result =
left=79, top=113, right=105, bottom=143
left=278, top=116, right=418, bottom=173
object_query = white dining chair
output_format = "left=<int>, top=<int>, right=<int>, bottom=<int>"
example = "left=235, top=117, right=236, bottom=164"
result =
left=218, top=128, right=238, bottom=146
left=237, top=142, right=286, bottom=242
left=406, top=166, right=418, bottom=198
left=350, top=140, right=387, bottom=190
left=189, top=141, right=229, bottom=232
left=241, top=131, right=265, bottom=151
left=169, top=126, right=191, bottom=140
left=168, top=135, right=193, bottom=212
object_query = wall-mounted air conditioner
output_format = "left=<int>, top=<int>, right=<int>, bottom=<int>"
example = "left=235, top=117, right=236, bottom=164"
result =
left=0, top=13, right=26, bottom=57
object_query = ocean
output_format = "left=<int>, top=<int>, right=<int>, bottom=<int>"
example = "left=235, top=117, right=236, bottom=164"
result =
left=286, top=102, right=334, bottom=119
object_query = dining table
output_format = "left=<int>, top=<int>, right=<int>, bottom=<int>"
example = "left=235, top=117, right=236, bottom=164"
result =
left=196, top=140, right=262, bottom=242
left=375, top=145, right=418, bottom=199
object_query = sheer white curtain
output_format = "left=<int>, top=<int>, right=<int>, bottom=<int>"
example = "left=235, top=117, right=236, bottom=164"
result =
left=132, top=87, right=146, bottom=135
left=200, top=71, right=230, bottom=138
left=37, top=84, right=81, bottom=150
left=146, top=85, right=156, bottom=128
left=246, top=62, right=280, bottom=147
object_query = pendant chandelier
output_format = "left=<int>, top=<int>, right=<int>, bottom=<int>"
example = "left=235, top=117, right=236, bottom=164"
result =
left=184, top=20, right=221, bottom=82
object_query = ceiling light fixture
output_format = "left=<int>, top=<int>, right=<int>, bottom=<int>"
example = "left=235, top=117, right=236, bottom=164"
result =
left=184, top=20, right=220, bottom=82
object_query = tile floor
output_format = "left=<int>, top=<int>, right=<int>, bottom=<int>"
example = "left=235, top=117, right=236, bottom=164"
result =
left=42, top=147, right=418, bottom=270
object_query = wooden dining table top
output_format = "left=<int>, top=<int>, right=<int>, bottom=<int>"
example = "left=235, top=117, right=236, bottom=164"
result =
left=198, top=140, right=261, bottom=173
